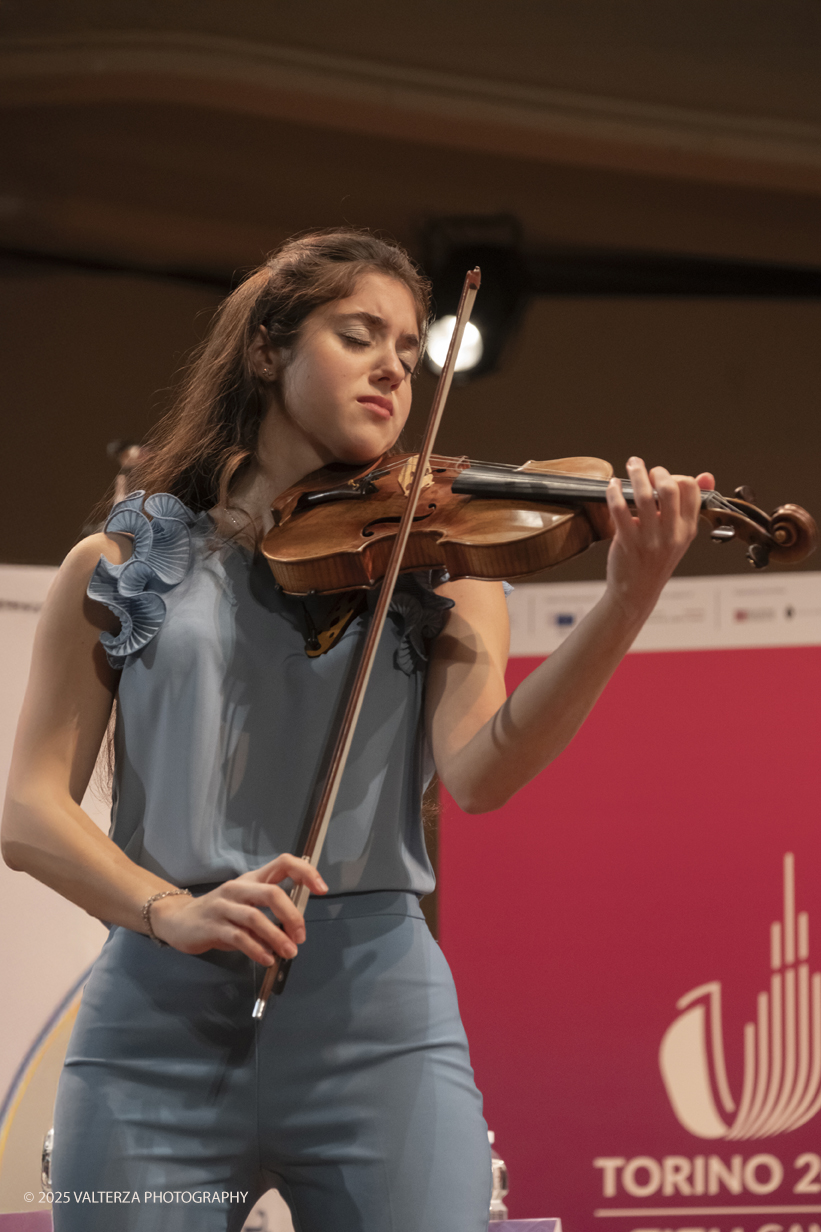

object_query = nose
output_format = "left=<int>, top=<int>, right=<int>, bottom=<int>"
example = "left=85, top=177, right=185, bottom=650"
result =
left=372, top=343, right=406, bottom=390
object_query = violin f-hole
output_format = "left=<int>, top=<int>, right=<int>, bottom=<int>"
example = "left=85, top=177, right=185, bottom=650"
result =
left=361, top=505, right=437, bottom=539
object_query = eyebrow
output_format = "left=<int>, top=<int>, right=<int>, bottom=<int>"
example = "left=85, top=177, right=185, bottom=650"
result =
left=336, top=311, right=420, bottom=352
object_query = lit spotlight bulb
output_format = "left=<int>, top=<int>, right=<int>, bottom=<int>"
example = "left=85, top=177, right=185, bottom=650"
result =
left=425, top=317, right=484, bottom=374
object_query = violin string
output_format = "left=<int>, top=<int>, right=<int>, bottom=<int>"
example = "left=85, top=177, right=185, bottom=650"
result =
left=461, top=458, right=731, bottom=509
left=397, top=452, right=741, bottom=505
left=383, top=453, right=738, bottom=512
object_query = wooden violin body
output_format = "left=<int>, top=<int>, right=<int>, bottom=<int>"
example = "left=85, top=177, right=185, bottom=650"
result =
left=261, top=452, right=818, bottom=595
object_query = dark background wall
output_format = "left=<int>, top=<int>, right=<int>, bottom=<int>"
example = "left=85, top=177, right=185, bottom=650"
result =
left=1, top=1, right=820, bottom=579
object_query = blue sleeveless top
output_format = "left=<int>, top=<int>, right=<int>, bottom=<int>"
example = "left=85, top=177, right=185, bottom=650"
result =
left=87, top=492, right=454, bottom=894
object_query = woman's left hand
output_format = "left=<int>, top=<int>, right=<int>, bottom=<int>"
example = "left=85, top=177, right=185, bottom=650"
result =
left=604, top=457, right=715, bottom=623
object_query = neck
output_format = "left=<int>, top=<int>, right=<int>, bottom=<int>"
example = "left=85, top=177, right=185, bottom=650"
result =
left=224, top=399, right=335, bottom=532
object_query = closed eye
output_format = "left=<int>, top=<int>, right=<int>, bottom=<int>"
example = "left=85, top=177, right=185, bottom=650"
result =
left=342, top=332, right=415, bottom=376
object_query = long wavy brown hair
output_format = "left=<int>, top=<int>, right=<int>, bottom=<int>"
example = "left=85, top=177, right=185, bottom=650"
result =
left=129, top=229, right=431, bottom=512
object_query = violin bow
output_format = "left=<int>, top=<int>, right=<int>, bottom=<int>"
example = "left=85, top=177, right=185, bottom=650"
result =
left=252, top=267, right=482, bottom=1019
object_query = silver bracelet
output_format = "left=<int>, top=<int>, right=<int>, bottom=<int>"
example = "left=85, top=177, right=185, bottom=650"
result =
left=142, top=888, right=192, bottom=947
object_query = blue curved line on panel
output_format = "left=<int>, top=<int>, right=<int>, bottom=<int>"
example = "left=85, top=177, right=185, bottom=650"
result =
left=0, top=964, right=93, bottom=1132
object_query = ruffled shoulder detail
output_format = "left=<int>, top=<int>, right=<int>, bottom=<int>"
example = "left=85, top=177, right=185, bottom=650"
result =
left=87, top=491, right=197, bottom=668
left=388, top=572, right=455, bottom=676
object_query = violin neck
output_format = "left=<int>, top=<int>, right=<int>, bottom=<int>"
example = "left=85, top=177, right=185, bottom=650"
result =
left=452, top=465, right=711, bottom=509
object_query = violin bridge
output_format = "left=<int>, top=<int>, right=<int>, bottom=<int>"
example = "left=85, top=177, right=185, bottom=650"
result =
left=396, top=456, right=434, bottom=497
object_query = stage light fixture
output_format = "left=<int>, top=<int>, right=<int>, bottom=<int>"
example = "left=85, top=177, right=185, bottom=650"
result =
left=424, top=317, right=484, bottom=374
left=421, top=216, right=530, bottom=381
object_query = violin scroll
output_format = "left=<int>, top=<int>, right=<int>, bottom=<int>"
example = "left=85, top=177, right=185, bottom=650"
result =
left=699, top=492, right=818, bottom=570
left=769, top=503, right=819, bottom=563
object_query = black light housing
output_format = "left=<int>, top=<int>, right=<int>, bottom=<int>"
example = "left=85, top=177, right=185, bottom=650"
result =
left=419, top=216, right=821, bottom=382
left=420, top=216, right=530, bottom=380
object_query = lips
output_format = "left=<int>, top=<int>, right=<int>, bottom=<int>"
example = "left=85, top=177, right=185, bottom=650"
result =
left=357, top=396, right=392, bottom=418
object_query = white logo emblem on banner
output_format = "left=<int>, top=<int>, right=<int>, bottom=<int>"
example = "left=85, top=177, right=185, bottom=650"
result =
left=660, top=853, right=821, bottom=1139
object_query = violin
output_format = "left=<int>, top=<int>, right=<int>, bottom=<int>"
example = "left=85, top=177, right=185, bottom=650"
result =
left=261, top=451, right=818, bottom=595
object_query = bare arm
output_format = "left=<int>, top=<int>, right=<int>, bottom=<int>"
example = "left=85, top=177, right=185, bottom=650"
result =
left=427, top=459, right=712, bottom=812
left=1, top=533, right=325, bottom=963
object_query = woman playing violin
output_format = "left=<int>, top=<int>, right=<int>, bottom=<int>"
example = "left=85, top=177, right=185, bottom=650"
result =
left=1, top=230, right=713, bottom=1232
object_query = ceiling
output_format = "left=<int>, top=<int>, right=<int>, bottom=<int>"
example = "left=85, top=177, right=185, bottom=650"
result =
left=1, top=2, right=819, bottom=575
left=0, top=0, right=820, bottom=278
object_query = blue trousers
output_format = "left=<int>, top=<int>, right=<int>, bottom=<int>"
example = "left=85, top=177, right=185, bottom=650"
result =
left=52, top=891, right=492, bottom=1231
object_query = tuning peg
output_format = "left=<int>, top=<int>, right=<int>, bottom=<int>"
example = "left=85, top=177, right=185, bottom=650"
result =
left=734, top=485, right=756, bottom=504
left=747, top=543, right=770, bottom=569
left=710, top=526, right=736, bottom=544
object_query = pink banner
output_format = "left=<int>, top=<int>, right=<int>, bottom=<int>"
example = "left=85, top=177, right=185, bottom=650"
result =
left=441, top=645, right=821, bottom=1232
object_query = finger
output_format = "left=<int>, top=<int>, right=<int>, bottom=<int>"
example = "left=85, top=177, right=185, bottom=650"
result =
left=220, top=880, right=307, bottom=944
left=606, top=476, right=637, bottom=539
left=625, top=457, right=657, bottom=526
left=266, top=883, right=310, bottom=940
left=222, top=902, right=299, bottom=962
left=649, top=466, right=681, bottom=529
left=696, top=471, right=715, bottom=491
left=250, top=854, right=328, bottom=895
left=256, top=882, right=309, bottom=944
left=668, top=474, right=702, bottom=525
left=208, top=922, right=280, bottom=967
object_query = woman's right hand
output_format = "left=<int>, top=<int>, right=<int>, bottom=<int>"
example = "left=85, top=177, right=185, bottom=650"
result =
left=149, top=855, right=328, bottom=965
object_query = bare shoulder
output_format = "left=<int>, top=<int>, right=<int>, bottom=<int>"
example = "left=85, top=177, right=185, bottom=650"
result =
left=63, top=530, right=133, bottom=578
left=42, top=531, right=133, bottom=638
